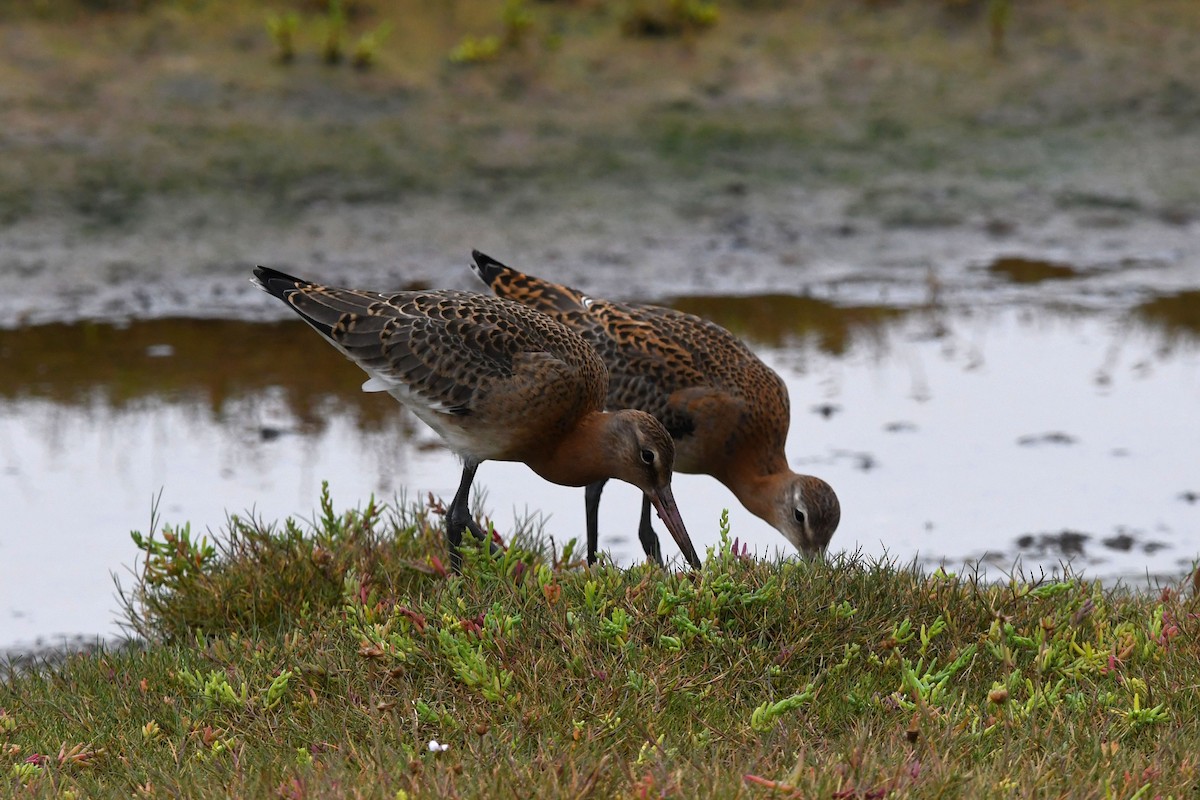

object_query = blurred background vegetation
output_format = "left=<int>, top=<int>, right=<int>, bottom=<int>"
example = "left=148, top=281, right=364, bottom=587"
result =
left=1, top=0, right=1197, bottom=247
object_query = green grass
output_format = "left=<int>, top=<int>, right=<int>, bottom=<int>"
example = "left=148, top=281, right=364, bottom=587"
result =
left=4, top=485, right=1200, bottom=797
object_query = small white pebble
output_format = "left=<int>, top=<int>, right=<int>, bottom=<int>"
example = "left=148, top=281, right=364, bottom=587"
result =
left=427, top=740, right=449, bottom=753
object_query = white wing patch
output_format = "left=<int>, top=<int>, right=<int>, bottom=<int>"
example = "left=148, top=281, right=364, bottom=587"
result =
left=362, top=368, right=461, bottom=415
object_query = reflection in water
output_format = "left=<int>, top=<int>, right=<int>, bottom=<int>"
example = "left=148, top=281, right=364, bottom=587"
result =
left=986, top=256, right=1081, bottom=284
left=668, top=294, right=905, bottom=353
left=0, top=319, right=417, bottom=434
left=1132, top=290, right=1200, bottom=344
left=2, top=300, right=1199, bottom=648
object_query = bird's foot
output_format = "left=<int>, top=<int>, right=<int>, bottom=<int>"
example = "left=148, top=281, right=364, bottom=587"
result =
left=447, top=514, right=503, bottom=573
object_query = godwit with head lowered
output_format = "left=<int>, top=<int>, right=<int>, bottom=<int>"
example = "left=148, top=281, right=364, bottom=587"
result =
left=471, top=250, right=840, bottom=564
left=252, top=266, right=702, bottom=571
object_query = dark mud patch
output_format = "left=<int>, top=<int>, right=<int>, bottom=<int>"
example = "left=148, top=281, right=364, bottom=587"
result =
left=1016, top=529, right=1172, bottom=562
left=1102, top=533, right=1136, bottom=552
left=812, top=403, right=841, bottom=419
left=987, top=256, right=1081, bottom=284
left=1016, top=530, right=1091, bottom=559
left=1101, top=529, right=1170, bottom=555
left=258, top=425, right=293, bottom=442
left=1017, top=432, right=1078, bottom=447
left=831, top=449, right=878, bottom=472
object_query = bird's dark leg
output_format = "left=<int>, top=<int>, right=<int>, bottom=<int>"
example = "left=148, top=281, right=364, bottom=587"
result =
left=584, top=479, right=608, bottom=565
left=638, top=494, right=664, bottom=567
left=446, top=459, right=486, bottom=573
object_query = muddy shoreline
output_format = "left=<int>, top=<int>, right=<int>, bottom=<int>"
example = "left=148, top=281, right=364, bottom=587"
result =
left=3, top=188, right=1198, bottom=329
left=3, top=1, right=1200, bottom=325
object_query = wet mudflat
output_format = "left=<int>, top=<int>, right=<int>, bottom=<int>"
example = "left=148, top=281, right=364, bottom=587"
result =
left=3, top=280, right=1197, bottom=649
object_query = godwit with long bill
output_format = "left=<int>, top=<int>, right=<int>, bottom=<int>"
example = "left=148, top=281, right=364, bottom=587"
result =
left=470, top=250, right=840, bottom=565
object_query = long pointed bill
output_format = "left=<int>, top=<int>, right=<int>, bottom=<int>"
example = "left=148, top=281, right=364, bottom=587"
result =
left=649, top=484, right=702, bottom=570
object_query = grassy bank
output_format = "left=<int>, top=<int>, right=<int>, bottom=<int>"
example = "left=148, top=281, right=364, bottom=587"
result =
left=3, top=487, right=1198, bottom=797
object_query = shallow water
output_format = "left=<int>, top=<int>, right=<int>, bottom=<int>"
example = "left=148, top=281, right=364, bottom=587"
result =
left=2, top=296, right=1199, bottom=649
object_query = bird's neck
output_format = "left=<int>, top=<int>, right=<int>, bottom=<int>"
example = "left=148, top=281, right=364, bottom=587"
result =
left=522, top=411, right=617, bottom=488
left=721, top=464, right=791, bottom=527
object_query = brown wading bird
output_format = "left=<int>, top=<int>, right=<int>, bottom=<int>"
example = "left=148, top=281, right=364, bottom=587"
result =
left=252, top=266, right=702, bottom=572
left=471, top=250, right=841, bottom=565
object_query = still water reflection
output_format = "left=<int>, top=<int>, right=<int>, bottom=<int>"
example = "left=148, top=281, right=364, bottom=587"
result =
left=2, top=297, right=1198, bottom=648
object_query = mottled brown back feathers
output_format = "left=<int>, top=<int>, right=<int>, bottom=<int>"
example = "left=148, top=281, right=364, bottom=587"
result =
left=253, top=265, right=607, bottom=450
left=471, top=252, right=791, bottom=477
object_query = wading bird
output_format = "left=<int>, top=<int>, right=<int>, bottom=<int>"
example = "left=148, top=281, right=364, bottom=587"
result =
left=471, top=250, right=840, bottom=564
left=253, top=266, right=702, bottom=571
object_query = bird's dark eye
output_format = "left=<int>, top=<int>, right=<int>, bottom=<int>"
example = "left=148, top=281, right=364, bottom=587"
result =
left=793, top=508, right=806, bottom=526
left=640, top=449, right=655, bottom=465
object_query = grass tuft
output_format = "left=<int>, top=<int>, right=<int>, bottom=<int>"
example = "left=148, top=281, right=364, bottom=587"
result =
left=350, top=22, right=391, bottom=71
left=265, top=11, right=300, bottom=64
left=321, top=0, right=347, bottom=65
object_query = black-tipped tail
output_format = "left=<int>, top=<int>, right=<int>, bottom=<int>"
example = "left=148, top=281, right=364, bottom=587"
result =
left=470, top=250, right=511, bottom=288
left=252, top=266, right=310, bottom=301
left=469, top=250, right=588, bottom=315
